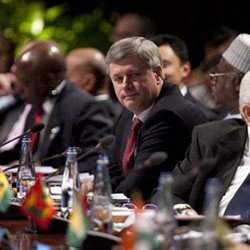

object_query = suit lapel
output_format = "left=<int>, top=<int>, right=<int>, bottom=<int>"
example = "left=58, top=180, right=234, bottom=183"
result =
left=217, top=123, right=247, bottom=199
left=38, top=84, right=69, bottom=158
left=39, top=106, right=62, bottom=158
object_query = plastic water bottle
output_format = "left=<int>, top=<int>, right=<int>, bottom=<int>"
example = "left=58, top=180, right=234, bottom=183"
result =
left=61, top=146, right=80, bottom=218
left=153, top=172, right=177, bottom=250
left=16, top=134, right=36, bottom=201
left=91, top=154, right=113, bottom=233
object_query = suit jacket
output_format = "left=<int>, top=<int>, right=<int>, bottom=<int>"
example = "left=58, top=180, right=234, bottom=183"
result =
left=109, top=81, right=208, bottom=201
left=171, top=118, right=247, bottom=214
left=0, top=80, right=113, bottom=173
left=184, top=89, right=219, bottom=121
left=96, top=97, right=124, bottom=124
left=0, top=97, right=25, bottom=144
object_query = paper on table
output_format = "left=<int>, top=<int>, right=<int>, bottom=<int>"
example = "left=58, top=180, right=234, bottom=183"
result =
left=87, top=192, right=130, bottom=203
left=46, top=172, right=94, bottom=183
left=0, top=165, right=56, bottom=174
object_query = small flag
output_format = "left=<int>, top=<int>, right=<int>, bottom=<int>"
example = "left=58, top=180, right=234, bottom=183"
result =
left=66, top=192, right=89, bottom=248
left=0, top=169, right=13, bottom=213
left=20, top=173, right=56, bottom=230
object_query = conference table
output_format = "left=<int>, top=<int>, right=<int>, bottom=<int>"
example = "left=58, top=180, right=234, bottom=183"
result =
left=0, top=220, right=65, bottom=249
left=0, top=202, right=122, bottom=250
left=0, top=167, right=247, bottom=249
left=0, top=203, right=67, bottom=249
left=0, top=202, right=248, bottom=250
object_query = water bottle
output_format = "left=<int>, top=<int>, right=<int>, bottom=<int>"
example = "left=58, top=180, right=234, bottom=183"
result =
left=200, top=178, right=225, bottom=250
left=16, top=134, right=36, bottom=201
left=153, top=172, right=177, bottom=250
left=90, top=154, right=113, bottom=233
left=61, top=146, right=80, bottom=218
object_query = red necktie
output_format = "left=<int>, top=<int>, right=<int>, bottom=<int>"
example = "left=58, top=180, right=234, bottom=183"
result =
left=122, top=118, right=142, bottom=176
left=31, top=105, right=43, bottom=151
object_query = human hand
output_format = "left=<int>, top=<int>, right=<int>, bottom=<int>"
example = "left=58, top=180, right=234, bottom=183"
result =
left=174, top=204, right=199, bottom=216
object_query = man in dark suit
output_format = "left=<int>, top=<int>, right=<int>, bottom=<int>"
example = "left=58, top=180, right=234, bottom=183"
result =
left=151, top=34, right=220, bottom=121
left=0, top=40, right=113, bottom=173
left=66, top=47, right=123, bottom=124
left=170, top=69, right=250, bottom=219
left=106, top=36, right=207, bottom=201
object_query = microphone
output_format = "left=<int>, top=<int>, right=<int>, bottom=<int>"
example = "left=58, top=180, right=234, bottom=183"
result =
left=3, top=147, right=82, bottom=173
left=110, top=151, right=168, bottom=185
left=77, top=134, right=115, bottom=162
left=28, top=123, right=45, bottom=133
left=0, top=122, right=45, bottom=148
left=144, top=151, right=168, bottom=167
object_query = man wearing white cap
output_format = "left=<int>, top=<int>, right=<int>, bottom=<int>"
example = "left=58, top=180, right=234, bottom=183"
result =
left=166, top=69, right=250, bottom=220
left=210, top=33, right=250, bottom=119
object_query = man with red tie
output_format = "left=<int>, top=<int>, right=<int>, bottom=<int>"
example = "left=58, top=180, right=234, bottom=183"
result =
left=106, top=36, right=207, bottom=201
left=0, top=40, right=113, bottom=172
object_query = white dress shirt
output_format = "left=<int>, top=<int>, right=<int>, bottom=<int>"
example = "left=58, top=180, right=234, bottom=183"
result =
left=219, top=126, right=250, bottom=216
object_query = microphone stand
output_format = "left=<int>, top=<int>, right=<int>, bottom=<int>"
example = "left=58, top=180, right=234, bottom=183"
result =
left=0, top=131, right=30, bottom=148
left=3, top=153, right=66, bottom=173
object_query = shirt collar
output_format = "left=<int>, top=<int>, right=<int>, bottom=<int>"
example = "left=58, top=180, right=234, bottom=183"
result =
left=133, top=103, right=154, bottom=123
left=95, top=94, right=110, bottom=101
left=224, top=113, right=242, bottom=120
left=42, top=80, right=66, bottom=114
left=180, top=85, right=188, bottom=96
left=246, top=126, right=250, bottom=153
left=49, top=79, right=66, bottom=97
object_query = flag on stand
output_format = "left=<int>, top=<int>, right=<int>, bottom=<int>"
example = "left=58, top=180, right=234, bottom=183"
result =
left=0, top=170, right=13, bottom=213
left=20, top=173, right=56, bottom=230
left=66, top=192, right=89, bottom=248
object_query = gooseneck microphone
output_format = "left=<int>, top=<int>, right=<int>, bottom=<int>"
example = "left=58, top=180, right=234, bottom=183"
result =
left=144, top=151, right=168, bottom=167
left=77, top=134, right=115, bottom=161
left=3, top=147, right=82, bottom=173
left=28, top=123, right=45, bottom=133
left=0, top=122, right=45, bottom=148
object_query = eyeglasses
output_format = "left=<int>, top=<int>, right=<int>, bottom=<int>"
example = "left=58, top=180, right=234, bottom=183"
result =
left=209, top=72, right=242, bottom=84
left=122, top=203, right=158, bottom=210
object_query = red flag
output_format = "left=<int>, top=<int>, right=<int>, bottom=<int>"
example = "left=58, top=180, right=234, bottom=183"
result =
left=20, top=173, right=56, bottom=230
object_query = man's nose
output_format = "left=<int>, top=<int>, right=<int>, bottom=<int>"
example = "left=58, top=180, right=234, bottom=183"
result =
left=122, top=76, right=133, bottom=89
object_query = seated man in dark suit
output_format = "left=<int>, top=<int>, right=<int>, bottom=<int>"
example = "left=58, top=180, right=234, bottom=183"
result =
left=106, top=36, right=208, bottom=201
left=151, top=34, right=220, bottom=121
left=169, top=68, right=250, bottom=220
left=66, top=47, right=123, bottom=124
left=0, top=39, right=113, bottom=173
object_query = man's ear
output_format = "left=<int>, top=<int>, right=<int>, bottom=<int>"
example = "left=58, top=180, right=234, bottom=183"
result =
left=154, top=65, right=164, bottom=84
left=241, top=104, right=250, bottom=125
left=81, top=73, right=96, bottom=93
left=181, top=61, right=191, bottom=78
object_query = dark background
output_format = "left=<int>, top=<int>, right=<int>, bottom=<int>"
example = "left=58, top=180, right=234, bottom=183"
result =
left=45, top=0, right=250, bottom=67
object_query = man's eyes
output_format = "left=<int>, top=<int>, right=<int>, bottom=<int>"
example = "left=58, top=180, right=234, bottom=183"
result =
left=113, top=73, right=140, bottom=83
left=131, top=72, right=140, bottom=77
left=114, top=76, right=123, bottom=83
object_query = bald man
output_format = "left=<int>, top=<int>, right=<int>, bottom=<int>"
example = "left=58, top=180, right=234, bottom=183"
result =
left=66, top=47, right=123, bottom=122
left=0, top=40, right=113, bottom=173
